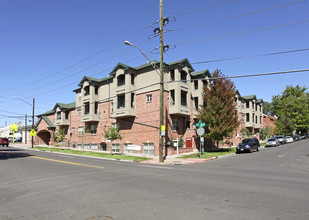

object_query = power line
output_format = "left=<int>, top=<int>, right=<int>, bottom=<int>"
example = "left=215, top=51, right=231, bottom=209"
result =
left=192, top=48, right=309, bottom=64
left=165, top=0, right=307, bottom=33
left=172, top=0, right=235, bottom=17
left=0, top=110, right=24, bottom=116
left=175, top=19, right=309, bottom=45
left=5, top=1, right=157, bottom=92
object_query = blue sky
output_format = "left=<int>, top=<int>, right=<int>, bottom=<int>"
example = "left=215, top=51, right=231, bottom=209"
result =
left=0, top=0, right=308, bottom=127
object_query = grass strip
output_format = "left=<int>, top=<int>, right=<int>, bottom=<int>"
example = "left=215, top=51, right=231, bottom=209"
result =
left=33, top=147, right=152, bottom=162
left=177, top=148, right=236, bottom=159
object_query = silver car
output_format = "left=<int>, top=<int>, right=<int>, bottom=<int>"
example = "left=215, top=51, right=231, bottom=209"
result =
left=285, top=136, right=294, bottom=143
left=266, top=138, right=279, bottom=147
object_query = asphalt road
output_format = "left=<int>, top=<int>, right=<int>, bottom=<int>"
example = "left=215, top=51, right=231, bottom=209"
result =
left=1, top=140, right=308, bottom=220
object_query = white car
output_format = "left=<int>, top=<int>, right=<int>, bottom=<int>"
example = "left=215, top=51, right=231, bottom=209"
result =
left=266, top=138, right=280, bottom=147
left=285, top=136, right=294, bottom=143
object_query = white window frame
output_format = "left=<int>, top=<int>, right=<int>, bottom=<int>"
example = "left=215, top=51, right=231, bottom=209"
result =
left=146, top=94, right=152, bottom=103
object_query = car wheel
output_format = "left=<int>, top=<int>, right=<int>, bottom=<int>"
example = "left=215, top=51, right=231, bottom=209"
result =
left=257, top=146, right=260, bottom=151
left=249, top=147, right=253, bottom=153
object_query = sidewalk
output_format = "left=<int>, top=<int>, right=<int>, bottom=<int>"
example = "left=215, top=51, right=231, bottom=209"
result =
left=9, top=143, right=233, bottom=165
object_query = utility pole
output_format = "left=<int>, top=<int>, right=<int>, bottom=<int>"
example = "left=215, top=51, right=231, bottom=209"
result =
left=32, top=98, right=35, bottom=148
left=25, top=114, right=27, bottom=144
left=159, top=0, right=164, bottom=163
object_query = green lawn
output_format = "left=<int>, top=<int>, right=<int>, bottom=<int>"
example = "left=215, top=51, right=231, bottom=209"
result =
left=33, top=147, right=152, bottom=162
left=177, top=148, right=236, bottom=159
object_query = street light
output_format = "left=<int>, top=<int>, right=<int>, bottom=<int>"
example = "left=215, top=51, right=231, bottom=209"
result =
left=14, top=97, right=35, bottom=148
left=285, top=97, right=300, bottom=137
left=124, top=40, right=165, bottom=162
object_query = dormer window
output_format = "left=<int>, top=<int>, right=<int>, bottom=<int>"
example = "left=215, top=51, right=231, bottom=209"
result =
left=181, top=70, right=187, bottom=83
left=117, top=75, right=125, bottom=86
left=170, top=69, right=175, bottom=81
left=84, top=86, right=90, bottom=96
left=57, top=112, right=61, bottom=120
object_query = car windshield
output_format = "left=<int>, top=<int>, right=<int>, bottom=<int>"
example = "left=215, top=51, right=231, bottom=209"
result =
left=268, top=138, right=276, bottom=141
left=286, top=136, right=291, bottom=138
left=242, top=139, right=252, bottom=144
left=276, top=136, right=283, bottom=138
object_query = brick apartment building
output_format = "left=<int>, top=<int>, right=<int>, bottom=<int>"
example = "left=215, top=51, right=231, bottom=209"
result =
left=35, top=58, right=212, bottom=156
left=35, top=58, right=265, bottom=155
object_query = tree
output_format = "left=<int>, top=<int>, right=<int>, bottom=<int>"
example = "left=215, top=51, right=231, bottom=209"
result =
left=52, top=128, right=67, bottom=146
left=103, top=124, right=122, bottom=153
left=263, top=101, right=273, bottom=115
left=197, top=70, right=240, bottom=148
left=272, top=85, right=309, bottom=134
left=260, top=126, right=273, bottom=140
left=241, top=128, right=253, bottom=139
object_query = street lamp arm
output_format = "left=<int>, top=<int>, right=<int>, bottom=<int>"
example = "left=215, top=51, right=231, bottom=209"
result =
left=124, top=41, right=161, bottom=77
left=13, top=97, right=33, bottom=107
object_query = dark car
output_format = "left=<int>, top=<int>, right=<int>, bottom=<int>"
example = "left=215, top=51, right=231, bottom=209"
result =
left=236, top=138, right=260, bottom=153
left=292, top=135, right=299, bottom=141
left=0, top=138, right=9, bottom=147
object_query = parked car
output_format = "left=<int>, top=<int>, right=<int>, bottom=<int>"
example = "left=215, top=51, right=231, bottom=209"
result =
left=292, top=135, right=299, bottom=141
left=275, top=135, right=286, bottom=144
left=236, top=138, right=260, bottom=153
left=0, top=138, right=9, bottom=147
left=266, top=138, right=280, bottom=147
left=285, top=136, right=294, bottom=143
left=15, top=137, right=22, bottom=142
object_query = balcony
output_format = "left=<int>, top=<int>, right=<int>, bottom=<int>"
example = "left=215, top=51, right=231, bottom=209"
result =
left=169, top=103, right=190, bottom=116
left=112, top=107, right=136, bottom=118
left=81, top=113, right=100, bottom=122
left=55, top=118, right=69, bottom=126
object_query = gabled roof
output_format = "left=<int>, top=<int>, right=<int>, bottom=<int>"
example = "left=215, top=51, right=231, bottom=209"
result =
left=35, top=116, right=56, bottom=129
left=167, top=58, right=195, bottom=72
left=191, top=69, right=210, bottom=77
left=242, top=95, right=257, bottom=100
left=109, top=63, right=136, bottom=75
left=78, top=76, right=102, bottom=87
left=257, top=99, right=264, bottom=103
left=53, top=102, right=75, bottom=111
left=37, top=110, right=55, bottom=117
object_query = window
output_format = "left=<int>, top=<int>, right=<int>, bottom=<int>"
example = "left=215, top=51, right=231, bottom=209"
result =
left=246, top=101, right=250, bottom=109
left=65, top=111, right=69, bottom=120
left=181, top=90, right=187, bottom=106
left=77, top=109, right=81, bottom=116
left=194, top=97, right=199, bottom=111
left=144, top=143, right=154, bottom=155
left=146, top=94, right=152, bottom=103
left=84, top=86, right=89, bottom=96
left=194, top=81, right=198, bottom=90
left=202, top=80, right=208, bottom=87
left=57, top=112, right=61, bottom=120
left=84, top=102, right=90, bottom=115
left=181, top=70, right=187, bottom=83
left=131, top=74, right=135, bottom=85
left=78, top=93, right=81, bottom=101
left=95, top=86, right=99, bottom=95
left=117, top=75, right=125, bottom=86
left=111, top=102, right=113, bottom=113
left=117, top=94, right=125, bottom=108
left=86, top=122, right=97, bottom=135
left=170, top=69, right=175, bottom=81
left=131, top=93, right=135, bottom=107
left=112, top=143, right=120, bottom=153
left=170, top=90, right=175, bottom=105
left=241, top=115, right=245, bottom=123
left=246, top=113, right=250, bottom=122
left=124, top=143, right=133, bottom=153
left=71, top=127, right=75, bottom=134
left=172, top=119, right=180, bottom=131
left=94, top=102, right=98, bottom=114
left=78, top=127, right=84, bottom=136
left=186, top=121, right=190, bottom=129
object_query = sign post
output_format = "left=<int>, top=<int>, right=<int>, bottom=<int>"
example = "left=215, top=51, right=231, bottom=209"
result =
left=196, top=120, right=206, bottom=159
left=10, top=124, right=18, bottom=143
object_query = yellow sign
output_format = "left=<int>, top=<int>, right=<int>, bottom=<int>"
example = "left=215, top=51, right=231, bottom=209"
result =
left=161, top=125, right=166, bottom=131
left=10, top=124, right=18, bottom=131
left=30, top=129, right=37, bottom=137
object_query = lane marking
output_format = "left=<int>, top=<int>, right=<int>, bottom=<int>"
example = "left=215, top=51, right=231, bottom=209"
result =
left=29, top=156, right=105, bottom=169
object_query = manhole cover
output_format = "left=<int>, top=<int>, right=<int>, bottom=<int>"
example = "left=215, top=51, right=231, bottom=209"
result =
left=86, top=216, right=115, bottom=220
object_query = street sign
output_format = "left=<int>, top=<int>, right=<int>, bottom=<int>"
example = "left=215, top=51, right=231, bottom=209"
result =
left=10, top=124, right=18, bottom=131
left=196, top=120, right=205, bottom=128
left=161, top=125, right=166, bottom=136
left=197, top=127, right=205, bottom=136
left=30, top=129, right=36, bottom=137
